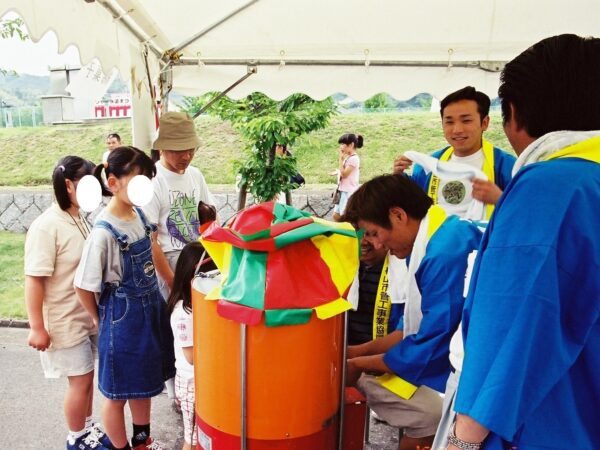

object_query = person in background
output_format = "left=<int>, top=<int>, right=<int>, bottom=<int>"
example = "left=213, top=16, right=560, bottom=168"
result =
left=102, top=133, right=121, bottom=164
left=167, top=242, right=217, bottom=450
left=447, top=34, right=600, bottom=450
left=347, top=235, right=402, bottom=346
left=331, top=133, right=363, bottom=221
left=143, top=112, right=215, bottom=299
left=394, top=87, right=515, bottom=220
left=75, top=147, right=174, bottom=450
left=25, top=156, right=112, bottom=450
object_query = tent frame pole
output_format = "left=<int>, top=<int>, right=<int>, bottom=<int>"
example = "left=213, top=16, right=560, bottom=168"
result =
left=169, top=0, right=260, bottom=56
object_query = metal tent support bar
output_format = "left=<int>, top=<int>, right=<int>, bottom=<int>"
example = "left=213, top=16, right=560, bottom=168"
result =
left=96, top=0, right=163, bottom=59
left=193, top=65, right=257, bottom=118
left=169, top=0, right=259, bottom=56
left=176, top=57, right=506, bottom=71
left=240, top=323, right=247, bottom=450
left=338, top=311, right=349, bottom=450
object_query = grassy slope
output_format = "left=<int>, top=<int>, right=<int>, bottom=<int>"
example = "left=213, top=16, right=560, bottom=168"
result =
left=0, top=232, right=26, bottom=319
left=0, top=113, right=512, bottom=187
left=0, top=113, right=513, bottom=318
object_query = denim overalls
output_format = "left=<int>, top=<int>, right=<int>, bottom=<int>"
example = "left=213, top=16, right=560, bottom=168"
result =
left=96, top=208, right=176, bottom=400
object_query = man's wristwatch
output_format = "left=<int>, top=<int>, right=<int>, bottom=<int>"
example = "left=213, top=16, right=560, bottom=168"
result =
left=447, top=422, right=483, bottom=450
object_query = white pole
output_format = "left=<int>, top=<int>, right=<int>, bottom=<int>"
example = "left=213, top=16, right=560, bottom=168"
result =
left=32, top=106, right=36, bottom=127
left=17, top=107, right=22, bottom=127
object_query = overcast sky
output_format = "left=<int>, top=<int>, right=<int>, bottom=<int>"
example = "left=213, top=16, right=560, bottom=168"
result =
left=1, top=12, right=81, bottom=76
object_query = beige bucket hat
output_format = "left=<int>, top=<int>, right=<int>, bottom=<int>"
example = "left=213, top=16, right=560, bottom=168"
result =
left=153, top=112, right=201, bottom=151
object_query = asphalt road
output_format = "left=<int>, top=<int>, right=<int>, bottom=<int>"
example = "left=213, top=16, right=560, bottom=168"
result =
left=0, top=326, right=398, bottom=450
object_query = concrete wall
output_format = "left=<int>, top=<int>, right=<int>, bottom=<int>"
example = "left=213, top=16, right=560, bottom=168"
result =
left=0, top=190, right=336, bottom=233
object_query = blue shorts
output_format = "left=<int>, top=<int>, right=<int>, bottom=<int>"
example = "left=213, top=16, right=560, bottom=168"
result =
left=334, top=191, right=351, bottom=215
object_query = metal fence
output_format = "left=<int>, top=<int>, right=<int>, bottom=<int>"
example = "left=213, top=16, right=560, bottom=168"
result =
left=0, top=105, right=43, bottom=128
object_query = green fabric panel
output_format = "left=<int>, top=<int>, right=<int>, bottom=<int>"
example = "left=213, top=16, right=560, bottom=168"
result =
left=273, top=202, right=312, bottom=224
left=273, top=222, right=357, bottom=248
left=221, top=247, right=267, bottom=310
left=356, top=228, right=364, bottom=257
left=236, top=228, right=272, bottom=242
left=264, top=308, right=313, bottom=327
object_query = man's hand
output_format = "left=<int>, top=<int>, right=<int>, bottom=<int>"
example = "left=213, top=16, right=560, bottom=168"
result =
left=472, top=178, right=503, bottom=205
left=346, top=358, right=363, bottom=387
left=28, top=326, right=51, bottom=351
left=393, top=155, right=413, bottom=174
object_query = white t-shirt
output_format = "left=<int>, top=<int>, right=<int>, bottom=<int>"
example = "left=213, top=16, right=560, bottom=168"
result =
left=24, top=204, right=95, bottom=349
left=74, top=209, right=147, bottom=293
left=171, top=300, right=194, bottom=379
left=437, top=149, right=484, bottom=217
left=143, top=162, right=214, bottom=253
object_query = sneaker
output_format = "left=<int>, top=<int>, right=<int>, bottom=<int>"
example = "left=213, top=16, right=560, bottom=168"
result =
left=132, top=437, right=169, bottom=450
left=66, top=431, right=110, bottom=450
left=87, top=422, right=113, bottom=449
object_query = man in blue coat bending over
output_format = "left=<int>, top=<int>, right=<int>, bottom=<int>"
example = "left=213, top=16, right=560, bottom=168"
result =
left=446, top=34, right=600, bottom=450
left=394, top=86, right=515, bottom=220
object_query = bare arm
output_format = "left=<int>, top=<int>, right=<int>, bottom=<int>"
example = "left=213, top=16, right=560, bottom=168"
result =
left=182, top=346, right=194, bottom=365
left=339, top=163, right=356, bottom=178
left=346, top=353, right=393, bottom=386
left=151, top=231, right=174, bottom=289
left=75, top=287, right=99, bottom=328
left=25, top=275, right=51, bottom=351
left=347, top=329, right=403, bottom=359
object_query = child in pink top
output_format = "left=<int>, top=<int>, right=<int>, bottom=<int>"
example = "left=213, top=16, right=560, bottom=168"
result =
left=332, top=133, right=363, bottom=221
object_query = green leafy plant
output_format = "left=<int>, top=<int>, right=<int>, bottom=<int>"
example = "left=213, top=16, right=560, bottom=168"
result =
left=188, top=92, right=337, bottom=202
left=1, top=18, right=28, bottom=76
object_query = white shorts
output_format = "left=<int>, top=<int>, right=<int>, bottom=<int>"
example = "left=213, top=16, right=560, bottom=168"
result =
left=40, top=335, right=97, bottom=379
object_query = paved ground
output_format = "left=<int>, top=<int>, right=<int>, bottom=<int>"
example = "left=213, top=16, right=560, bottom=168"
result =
left=0, top=326, right=398, bottom=449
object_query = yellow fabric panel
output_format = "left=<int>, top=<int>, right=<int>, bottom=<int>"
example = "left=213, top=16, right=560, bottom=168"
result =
left=376, top=373, right=418, bottom=400
left=426, top=205, right=447, bottom=239
left=312, top=216, right=355, bottom=232
left=205, top=286, right=221, bottom=301
left=314, top=298, right=353, bottom=320
left=545, top=135, right=600, bottom=163
left=310, top=233, right=359, bottom=294
left=200, top=239, right=232, bottom=277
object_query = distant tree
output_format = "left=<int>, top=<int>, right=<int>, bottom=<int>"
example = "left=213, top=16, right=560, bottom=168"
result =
left=364, top=93, right=392, bottom=110
left=179, top=94, right=212, bottom=117
left=1, top=18, right=28, bottom=75
left=191, top=92, right=337, bottom=202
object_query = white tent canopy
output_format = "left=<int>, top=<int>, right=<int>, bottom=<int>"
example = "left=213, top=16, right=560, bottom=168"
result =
left=2, top=0, right=599, bottom=147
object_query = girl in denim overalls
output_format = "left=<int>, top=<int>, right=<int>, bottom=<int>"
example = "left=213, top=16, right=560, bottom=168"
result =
left=75, top=147, right=175, bottom=450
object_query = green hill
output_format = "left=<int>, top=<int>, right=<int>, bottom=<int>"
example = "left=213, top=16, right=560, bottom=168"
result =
left=0, top=112, right=513, bottom=188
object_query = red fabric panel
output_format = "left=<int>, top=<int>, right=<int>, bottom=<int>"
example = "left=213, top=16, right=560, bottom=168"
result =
left=228, top=202, right=275, bottom=235
left=202, top=226, right=277, bottom=252
left=268, top=218, right=313, bottom=238
left=216, top=300, right=263, bottom=325
left=264, top=240, right=339, bottom=310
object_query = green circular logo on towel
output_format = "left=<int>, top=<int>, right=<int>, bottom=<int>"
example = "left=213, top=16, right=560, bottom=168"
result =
left=442, top=181, right=466, bottom=204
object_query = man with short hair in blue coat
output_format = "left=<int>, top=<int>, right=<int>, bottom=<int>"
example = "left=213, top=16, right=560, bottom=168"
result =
left=447, top=34, right=600, bottom=450
left=394, top=86, right=515, bottom=220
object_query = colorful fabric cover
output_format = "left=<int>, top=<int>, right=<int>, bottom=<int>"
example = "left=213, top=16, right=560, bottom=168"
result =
left=200, top=202, right=359, bottom=327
